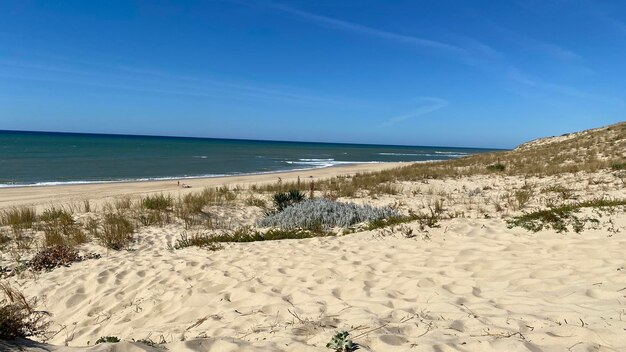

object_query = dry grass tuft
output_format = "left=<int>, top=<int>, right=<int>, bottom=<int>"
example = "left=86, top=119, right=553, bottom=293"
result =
left=96, top=213, right=135, bottom=250
left=171, top=231, right=222, bottom=250
left=39, top=207, right=87, bottom=247
left=0, top=283, right=50, bottom=339
left=0, top=207, right=37, bottom=233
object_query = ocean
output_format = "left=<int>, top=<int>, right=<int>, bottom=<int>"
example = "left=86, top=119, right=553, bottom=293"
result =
left=0, top=131, right=498, bottom=187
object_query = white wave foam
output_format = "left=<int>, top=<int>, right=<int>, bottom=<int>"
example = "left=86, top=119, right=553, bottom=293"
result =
left=298, top=158, right=335, bottom=162
left=285, top=159, right=381, bottom=168
left=377, top=152, right=467, bottom=158
left=434, top=151, right=469, bottom=155
left=377, top=153, right=421, bottom=156
left=0, top=161, right=383, bottom=188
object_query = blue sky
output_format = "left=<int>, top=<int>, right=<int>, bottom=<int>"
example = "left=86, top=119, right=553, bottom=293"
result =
left=1, top=0, right=625, bottom=148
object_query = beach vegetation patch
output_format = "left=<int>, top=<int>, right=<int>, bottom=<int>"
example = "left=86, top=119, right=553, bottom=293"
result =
left=0, top=207, right=37, bottom=233
left=96, top=213, right=135, bottom=250
left=507, top=198, right=626, bottom=233
left=211, top=226, right=329, bottom=243
left=326, top=331, right=358, bottom=352
left=29, top=245, right=100, bottom=272
left=95, top=336, right=120, bottom=344
left=39, top=208, right=87, bottom=247
left=367, top=209, right=441, bottom=231
left=272, top=189, right=305, bottom=212
left=141, top=193, right=173, bottom=211
left=136, top=209, right=172, bottom=227
left=514, top=189, right=532, bottom=209
left=611, top=162, right=626, bottom=171
left=245, top=196, right=267, bottom=208
left=486, top=163, right=506, bottom=172
left=541, top=185, right=576, bottom=200
left=171, top=231, right=222, bottom=250
left=177, top=186, right=237, bottom=215
left=0, top=230, right=9, bottom=247
left=114, top=197, right=133, bottom=211
left=180, top=193, right=207, bottom=214
left=0, top=283, right=50, bottom=339
left=259, top=198, right=399, bottom=230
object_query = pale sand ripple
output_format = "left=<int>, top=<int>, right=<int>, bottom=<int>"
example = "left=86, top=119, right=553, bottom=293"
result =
left=4, top=215, right=626, bottom=351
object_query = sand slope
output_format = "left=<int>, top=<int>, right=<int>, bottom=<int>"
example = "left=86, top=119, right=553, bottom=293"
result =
left=4, top=213, right=626, bottom=351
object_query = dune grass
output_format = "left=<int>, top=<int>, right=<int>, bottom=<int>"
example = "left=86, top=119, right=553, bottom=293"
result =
left=171, top=231, right=222, bottom=250
left=39, top=207, right=87, bottom=247
left=0, top=207, right=37, bottom=232
left=507, top=198, right=626, bottom=233
left=211, top=226, right=331, bottom=243
left=141, top=193, right=173, bottom=211
left=96, top=213, right=135, bottom=250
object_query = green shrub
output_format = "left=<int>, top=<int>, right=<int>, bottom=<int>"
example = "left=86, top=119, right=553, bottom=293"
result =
left=486, top=163, right=506, bottom=172
left=141, top=194, right=173, bottom=211
left=326, top=331, right=357, bottom=352
left=507, top=198, right=626, bottom=233
left=211, top=226, right=329, bottom=243
left=611, top=162, right=626, bottom=171
left=272, top=189, right=305, bottom=212
left=172, top=231, right=222, bottom=250
left=96, top=336, right=120, bottom=344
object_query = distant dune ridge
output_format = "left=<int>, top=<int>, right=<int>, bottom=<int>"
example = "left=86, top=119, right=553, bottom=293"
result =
left=1, top=121, right=625, bottom=352
left=514, top=121, right=624, bottom=154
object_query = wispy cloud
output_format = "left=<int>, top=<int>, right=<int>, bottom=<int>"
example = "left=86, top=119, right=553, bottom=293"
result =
left=0, top=57, right=344, bottom=105
left=385, top=97, right=449, bottom=125
left=267, top=2, right=466, bottom=56
left=486, top=23, right=582, bottom=62
left=599, top=13, right=626, bottom=36
left=262, top=2, right=622, bottom=104
left=535, top=42, right=581, bottom=62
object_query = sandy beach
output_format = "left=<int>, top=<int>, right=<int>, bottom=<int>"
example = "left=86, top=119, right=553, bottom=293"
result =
left=0, top=162, right=408, bottom=210
left=4, top=1, right=626, bottom=350
left=1, top=123, right=625, bottom=352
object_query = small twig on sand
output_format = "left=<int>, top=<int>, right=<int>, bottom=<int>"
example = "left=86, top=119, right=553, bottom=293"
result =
left=567, top=342, right=583, bottom=351
left=470, top=330, right=526, bottom=340
left=288, top=309, right=305, bottom=324
left=186, top=317, right=208, bottom=331
left=351, top=322, right=389, bottom=339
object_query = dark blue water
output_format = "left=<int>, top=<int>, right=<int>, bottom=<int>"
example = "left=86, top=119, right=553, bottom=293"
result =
left=0, top=131, right=498, bottom=187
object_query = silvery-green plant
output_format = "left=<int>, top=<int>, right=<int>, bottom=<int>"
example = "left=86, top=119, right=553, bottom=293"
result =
left=326, top=331, right=357, bottom=352
left=259, top=198, right=399, bottom=230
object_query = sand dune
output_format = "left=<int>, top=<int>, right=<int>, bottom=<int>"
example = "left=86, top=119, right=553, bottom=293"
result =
left=2, top=123, right=626, bottom=351
left=3, top=212, right=626, bottom=351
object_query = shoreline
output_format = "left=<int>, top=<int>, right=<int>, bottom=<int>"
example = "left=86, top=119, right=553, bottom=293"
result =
left=0, top=161, right=391, bottom=189
left=0, top=161, right=411, bottom=209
